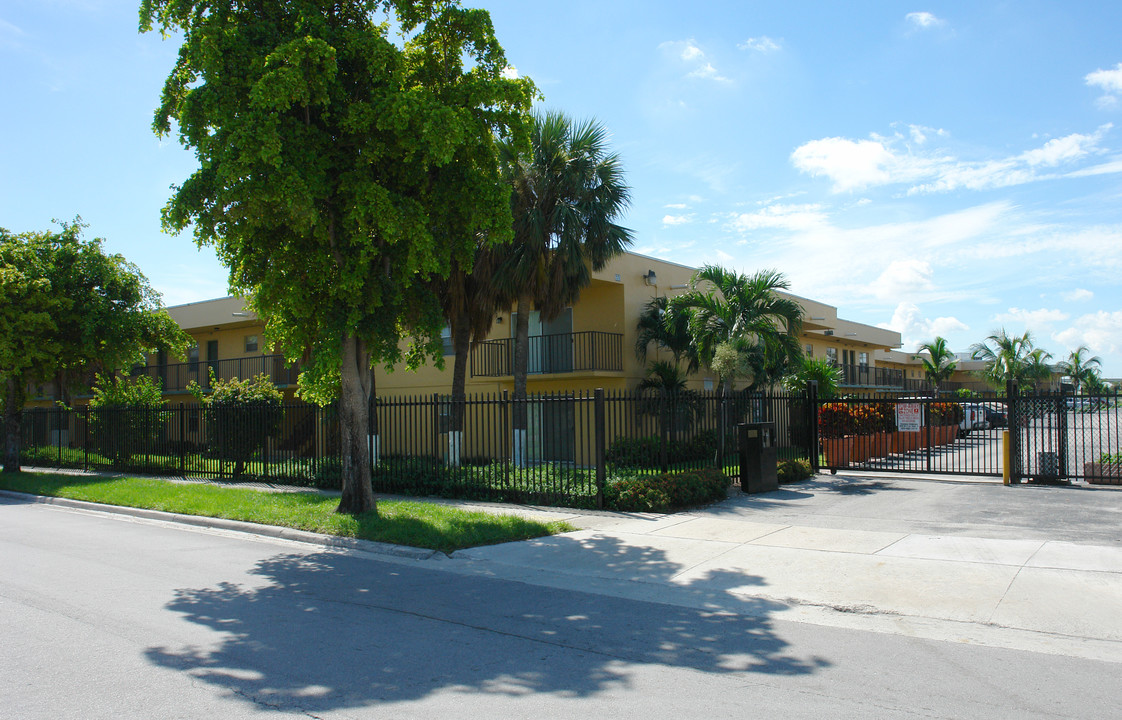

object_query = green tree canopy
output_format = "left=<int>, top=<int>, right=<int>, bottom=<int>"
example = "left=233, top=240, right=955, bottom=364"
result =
left=141, top=0, right=534, bottom=513
left=970, top=329, right=1042, bottom=390
left=1, top=221, right=189, bottom=471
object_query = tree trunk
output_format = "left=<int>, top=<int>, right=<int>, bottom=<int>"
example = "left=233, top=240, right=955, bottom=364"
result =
left=448, top=309, right=472, bottom=468
left=337, top=333, right=376, bottom=515
left=450, top=309, right=471, bottom=431
left=512, top=292, right=531, bottom=465
left=3, top=377, right=25, bottom=473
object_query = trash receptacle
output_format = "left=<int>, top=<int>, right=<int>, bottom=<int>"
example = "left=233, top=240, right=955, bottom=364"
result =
left=739, top=422, right=778, bottom=494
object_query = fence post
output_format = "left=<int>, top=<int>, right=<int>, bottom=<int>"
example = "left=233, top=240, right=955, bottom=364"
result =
left=659, top=392, right=669, bottom=473
left=83, top=405, right=90, bottom=471
left=594, top=388, right=606, bottom=510
left=1058, top=381, right=1072, bottom=480
left=431, top=393, right=440, bottom=465
left=178, top=403, right=186, bottom=476
left=1006, top=379, right=1020, bottom=483
left=718, top=392, right=727, bottom=471
left=807, top=382, right=820, bottom=473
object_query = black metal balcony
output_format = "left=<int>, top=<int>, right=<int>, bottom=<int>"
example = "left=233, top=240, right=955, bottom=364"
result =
left=836, top=362, right=904, bottom=389
left=470, top=331, right=623, bottom=377
left=131, top=354, right=300, bottom=393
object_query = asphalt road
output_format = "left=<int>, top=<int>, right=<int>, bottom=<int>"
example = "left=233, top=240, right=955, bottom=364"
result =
left=3, top=496, right=1120, bottom=719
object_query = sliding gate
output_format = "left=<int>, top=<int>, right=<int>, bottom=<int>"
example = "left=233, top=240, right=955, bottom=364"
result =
left=815, top=395, right=1008, bottom=477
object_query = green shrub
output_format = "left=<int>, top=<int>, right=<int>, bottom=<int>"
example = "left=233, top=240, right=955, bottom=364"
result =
left=604, top=466, right=730, bottom=512
left=89, top=374, right=171, bottom=463
left=190, top=371, right=283, bottom=478
left=777, top=458, right=813, bottom=483
left=606, top=429, right=720, bottom=469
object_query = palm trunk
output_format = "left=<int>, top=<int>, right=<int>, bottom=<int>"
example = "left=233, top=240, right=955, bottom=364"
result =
left=4, top=377, right=25, bottom=473
left=512, top=292, right=531, bottom=465
left=337, top=333, right=376, bottom=515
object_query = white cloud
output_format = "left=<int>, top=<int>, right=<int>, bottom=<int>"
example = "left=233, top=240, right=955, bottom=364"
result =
left=879, top=303, right=967, bottom=350
left=1063, top=288, right=1094, bottom=302
left=905, top=12, right=947, bottom=29
left=1055, top=311, right=1122, bottom=359
left=728, top=203, right=828, bottom=233
left=1086, top=63, right=1122, bottom=108
left=501, top=65, right=519, bottom=79
left=870, top=260, right=935, bottom=301
left=993, top=307, right=1070, bottom=327
left=791, top=124, right=1113, bottom=194
left=1022, top=125, right=1111, bottom=166
left=739, top=36, right=781, bottom=53
left=664, top=203, right=689, bottom=209
left=1067, top=158, right=1122, bottom=177
left=659, top=39, right=731, bottom=83
left=661, top=214, right=693, bottom=226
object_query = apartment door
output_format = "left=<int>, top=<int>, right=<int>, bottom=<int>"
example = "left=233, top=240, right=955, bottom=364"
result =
left=206, top=340, right=219, bottom=384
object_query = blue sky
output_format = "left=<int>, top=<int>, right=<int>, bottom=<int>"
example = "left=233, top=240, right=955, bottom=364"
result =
left=3, top=1, right=1122, bottom=376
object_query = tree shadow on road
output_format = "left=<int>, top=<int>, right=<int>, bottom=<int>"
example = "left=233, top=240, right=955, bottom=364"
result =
left=145, top=535, right=828, bottom=714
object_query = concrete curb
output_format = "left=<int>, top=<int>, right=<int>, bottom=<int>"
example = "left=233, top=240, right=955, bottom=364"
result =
left=0, top=489, right=439, bottom=560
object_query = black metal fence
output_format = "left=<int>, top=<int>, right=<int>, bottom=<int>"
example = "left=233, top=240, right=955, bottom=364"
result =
left=19, top=389, right=815, bottom=508
left=1010, top=387, right=1122, bottom=483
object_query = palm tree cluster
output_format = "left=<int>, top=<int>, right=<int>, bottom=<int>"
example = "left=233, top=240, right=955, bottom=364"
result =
left=635, top=265, right=804, bottom=395
left=969, top=330, right=1109, bottom=394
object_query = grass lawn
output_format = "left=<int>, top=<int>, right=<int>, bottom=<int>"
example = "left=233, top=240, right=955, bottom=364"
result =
left=0, top=471, right=574, bottom=554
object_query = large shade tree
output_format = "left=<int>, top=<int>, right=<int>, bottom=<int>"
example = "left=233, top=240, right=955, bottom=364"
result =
left=668, top=266, right=804, bottom=394
left=141, top=0, right=534, bottom=513
left=0, top=222, right=188, bottom=472
left=497, top=110, right=633, bottom=462
left=915, top=336, right=958, bottom=396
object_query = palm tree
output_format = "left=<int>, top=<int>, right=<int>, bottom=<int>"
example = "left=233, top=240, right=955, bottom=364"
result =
left=1024, top=348, right=1056, bottom=392
left=668, top=265, right=804, bottom=394
left=1057, top=345, right=1103, bottom=392
left=783, top=356, right=842, bottom=400
left=970, top=329, right=1036, bottom=390
left=635, top=295, right=698, bottom=371
left=497, top=111, right=633, bottom=462
left=915, top=336, right=958, bottom=396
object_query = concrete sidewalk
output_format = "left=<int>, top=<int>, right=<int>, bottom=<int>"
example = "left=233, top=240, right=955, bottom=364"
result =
left=444, top=475, right=1122, bottom=663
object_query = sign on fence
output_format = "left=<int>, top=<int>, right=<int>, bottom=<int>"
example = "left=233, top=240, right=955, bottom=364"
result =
left=896, top=403, right=922, bottom=432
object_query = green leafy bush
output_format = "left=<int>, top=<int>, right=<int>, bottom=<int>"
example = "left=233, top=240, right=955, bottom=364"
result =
left=606, top=429, right=719, bottom=469
left=190, top=371, right=283, bottom=478
left=89, top=374, right=171, bottom=463
left=777, top=458, right=813, bottom=483
left=604, top=467, right=730, bottom=512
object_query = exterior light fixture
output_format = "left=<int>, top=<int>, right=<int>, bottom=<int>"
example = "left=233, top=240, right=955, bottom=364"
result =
left=643, top=269, right=658, bottom=286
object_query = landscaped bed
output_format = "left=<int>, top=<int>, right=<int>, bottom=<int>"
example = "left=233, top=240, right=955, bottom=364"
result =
left=0, top=471, right=574, bottom=553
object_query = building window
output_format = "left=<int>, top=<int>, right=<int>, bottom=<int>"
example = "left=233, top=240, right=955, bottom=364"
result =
left=244, top=335, right=258, bottom=353
left=188, top=345, right=199, bottom=371
left=859, top=351, right=868, bottom=367
left=703, top=378, right=714, bottom=391
left=440, top=325, right=454, bottom=356
left=805, top=344, right=813, bottom=357
left=826, top=347, right=837, bottom=365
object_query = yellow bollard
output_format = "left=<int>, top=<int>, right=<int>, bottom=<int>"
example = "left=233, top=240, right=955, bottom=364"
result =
left=1002, top=430, right=1012, bottom=485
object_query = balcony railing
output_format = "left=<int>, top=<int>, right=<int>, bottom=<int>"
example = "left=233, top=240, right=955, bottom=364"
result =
left=836, top=363, right=904, bottom=389
left=131, top=354, right=300, bottom=393
left=471, top=331, right=623, bottom=377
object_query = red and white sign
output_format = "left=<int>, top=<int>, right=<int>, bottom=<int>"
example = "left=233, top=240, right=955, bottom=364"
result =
left=896, top=403, right=922, bottom=432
